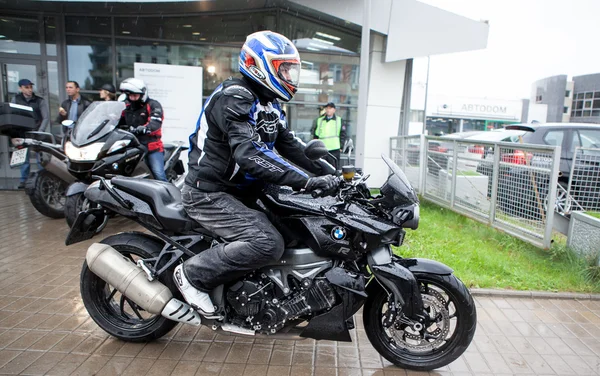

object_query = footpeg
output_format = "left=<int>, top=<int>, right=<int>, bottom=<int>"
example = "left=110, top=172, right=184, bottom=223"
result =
left=221, top=323, right=255, bottom=336
left=161, top=298, right=201, bottom=326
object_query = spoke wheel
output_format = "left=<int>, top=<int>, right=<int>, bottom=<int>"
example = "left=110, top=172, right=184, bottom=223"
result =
left=364, top=273, right=476, bottom=371
left=80, top=233, right=178, bottom=342
left=27, top=170, right=67, bottom=218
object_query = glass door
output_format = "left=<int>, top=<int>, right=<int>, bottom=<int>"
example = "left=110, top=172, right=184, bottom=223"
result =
left=0, top=59, right=42, bottom=189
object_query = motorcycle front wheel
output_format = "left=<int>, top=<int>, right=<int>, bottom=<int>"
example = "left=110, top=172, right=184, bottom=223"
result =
left=27, top=170, right=67, bottom=219
left=363, top=273, right=476, bottom=371
left=65, top=192, right=108, bottom=232
left=80, top=233, right=179, bottom=342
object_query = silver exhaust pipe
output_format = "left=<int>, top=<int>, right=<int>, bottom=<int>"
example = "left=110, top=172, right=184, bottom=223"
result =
left=40, top=154, right=76, bottom=184
left=86, top=243, right=201, bottom=326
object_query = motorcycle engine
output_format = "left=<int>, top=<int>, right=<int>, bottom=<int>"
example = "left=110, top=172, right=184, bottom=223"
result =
left=226, top=274, right=337, bottom=333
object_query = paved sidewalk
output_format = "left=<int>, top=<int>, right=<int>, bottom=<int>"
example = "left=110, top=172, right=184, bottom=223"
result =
left=1, top=191, right=600, bottom=375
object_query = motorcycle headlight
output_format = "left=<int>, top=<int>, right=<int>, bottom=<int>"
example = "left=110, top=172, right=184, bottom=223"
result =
left=65, top=141, right=105, bottom=161
left=108, top=139, right=131, bottom=154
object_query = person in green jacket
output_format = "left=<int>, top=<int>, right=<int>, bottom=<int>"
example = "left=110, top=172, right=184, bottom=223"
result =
left=311, top=102, right=347, bottom=169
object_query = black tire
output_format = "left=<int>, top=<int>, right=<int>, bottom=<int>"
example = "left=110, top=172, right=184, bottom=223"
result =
left=65, top=192, right=84, bottom=228
left=80, top=232, right=178, bottom=342
left=363, top=273, right=477, bottom=371
left=27, top=170, right=67, bottom=219
left=65, top=192, right=109, bottom=232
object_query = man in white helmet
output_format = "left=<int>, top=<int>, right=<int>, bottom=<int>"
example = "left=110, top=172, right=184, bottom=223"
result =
left=117, top=78, right=167, bottom=181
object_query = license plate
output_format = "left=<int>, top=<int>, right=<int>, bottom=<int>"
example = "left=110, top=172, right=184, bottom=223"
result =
left=10, top=148, right=28, bottom=167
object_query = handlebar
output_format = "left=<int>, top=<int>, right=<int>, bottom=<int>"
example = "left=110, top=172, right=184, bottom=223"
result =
left=311, top=188, right=324, bottom=198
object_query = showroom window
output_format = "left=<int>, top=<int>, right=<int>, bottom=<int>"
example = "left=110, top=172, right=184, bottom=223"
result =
left=0, top=16, right=41, bottom=55
left=114, top=12, right=275, bottom=43
left=66, top=35, right=113, bottom=91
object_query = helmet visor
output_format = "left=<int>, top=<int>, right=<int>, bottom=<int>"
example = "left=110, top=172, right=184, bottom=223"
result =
left=274, top=60, right=301, bottom=88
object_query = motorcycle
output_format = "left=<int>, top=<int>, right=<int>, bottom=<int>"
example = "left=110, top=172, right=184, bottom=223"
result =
left=62, top=100, right=185, bottom=230
left=0, top=102, right=74, bottom=218
left=66, top=140, right=476, bottom=371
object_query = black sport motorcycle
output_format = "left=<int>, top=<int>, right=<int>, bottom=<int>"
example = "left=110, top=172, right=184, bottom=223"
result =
left=62, top=100, right=185, bottom=230
left=0, top=102, right=75, bottom=218
left=67, top=141, right=476, bottom=371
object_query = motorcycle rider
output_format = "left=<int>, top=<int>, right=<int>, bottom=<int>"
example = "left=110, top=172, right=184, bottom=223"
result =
left=117, top=78, right=167, bottom=182
left=174, top=30, right=337, bottom=314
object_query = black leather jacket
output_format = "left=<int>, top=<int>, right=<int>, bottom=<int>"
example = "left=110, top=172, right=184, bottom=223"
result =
left=186, top=76, right=334, bottom=195
left=57, top=96, right=92, bottom=123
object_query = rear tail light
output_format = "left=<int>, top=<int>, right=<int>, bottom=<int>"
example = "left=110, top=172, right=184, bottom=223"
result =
left=502, top=150, right=533, bottom=165
left=468, top=145, right=485, bottom=154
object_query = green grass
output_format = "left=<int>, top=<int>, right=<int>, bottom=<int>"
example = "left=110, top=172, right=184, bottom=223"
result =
left=586, top=211, right=600, bottom=220
left=394, top=200, right=600, bottom=293
left=446, top=169, right=482, bottom=177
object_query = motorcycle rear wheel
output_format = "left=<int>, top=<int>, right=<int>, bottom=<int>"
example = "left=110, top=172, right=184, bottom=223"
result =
left=363, top=273, right=476, bottom=371
left=80, top=233, right=179, bottom=342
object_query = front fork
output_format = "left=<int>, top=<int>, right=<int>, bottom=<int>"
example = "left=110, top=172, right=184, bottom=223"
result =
left=367, top=246, right=452, bottom=328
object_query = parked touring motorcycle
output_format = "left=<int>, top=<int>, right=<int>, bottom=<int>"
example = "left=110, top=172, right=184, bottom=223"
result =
left=0, top=102, right=74, bottom=218
left=62, top=100, right=185, bottom=229
left=67, top=141, right=476, bottom=371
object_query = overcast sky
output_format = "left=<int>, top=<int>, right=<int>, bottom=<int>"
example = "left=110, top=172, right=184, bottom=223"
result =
left=411, top=0, right=600, bottom=101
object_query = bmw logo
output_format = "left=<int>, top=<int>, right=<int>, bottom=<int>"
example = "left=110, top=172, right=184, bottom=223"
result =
left=331, top=227, right=347, bottom=241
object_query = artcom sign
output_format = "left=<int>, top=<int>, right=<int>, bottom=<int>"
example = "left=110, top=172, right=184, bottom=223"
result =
left=134, top=63, right=203, bottom=145
left=433, top=96, right=521, bottom=120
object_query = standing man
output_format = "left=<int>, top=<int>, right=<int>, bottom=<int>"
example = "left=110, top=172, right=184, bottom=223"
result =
left=57, top=81, right=91, bottom=123
left=311, top=102, right=347, bottom=169
left=117, top=77, right=167, bottom=182
left=11, top=78, right=49, bottom=189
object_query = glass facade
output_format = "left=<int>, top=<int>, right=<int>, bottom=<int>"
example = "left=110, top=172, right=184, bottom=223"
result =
left=0, top=16, right=41, bottom=55
left=60, top=10, right=360, bottom=146
left=571, top=91, right=600, bottom=118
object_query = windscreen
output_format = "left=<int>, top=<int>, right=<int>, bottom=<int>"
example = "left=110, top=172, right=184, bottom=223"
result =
left=71, top=101, right=125, bottom=146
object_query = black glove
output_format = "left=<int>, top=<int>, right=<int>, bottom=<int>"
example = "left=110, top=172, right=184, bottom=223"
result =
left=304, top=175, right=338, bottom=197
left=130, top=126, right=150, bottom=135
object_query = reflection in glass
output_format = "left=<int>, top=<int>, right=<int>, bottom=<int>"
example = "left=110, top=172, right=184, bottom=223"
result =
left=67, top=36, right=113, bottom=91
left=280, top=12, right=360, bottom=55
left=0, top=17, right=41, bottom=55
left=294, top=53, right=359, bottom=106
left=116, top=40, right=239, bottom=97
left=5, top=64, right=37, bottom=99
left=65, top=16, right=111, bottom=35
left=47, top=61, right=61, bottom=134
left=45, top=17, right=57, bottom=56
left=115, top=12, right=275, bottom=43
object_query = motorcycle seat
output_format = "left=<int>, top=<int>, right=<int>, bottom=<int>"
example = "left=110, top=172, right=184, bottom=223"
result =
left=111, top=177, right=194, bottom=233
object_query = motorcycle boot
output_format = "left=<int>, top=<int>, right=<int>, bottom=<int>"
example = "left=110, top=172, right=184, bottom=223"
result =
left=174, top=264, right=215, bottom=315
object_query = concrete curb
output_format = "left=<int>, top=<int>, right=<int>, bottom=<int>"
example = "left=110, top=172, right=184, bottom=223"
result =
left=470, top=288, right=600, bottom=300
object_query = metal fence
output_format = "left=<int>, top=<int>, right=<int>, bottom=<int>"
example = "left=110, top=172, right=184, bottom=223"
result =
left=563, top=147, right=600, bottom=214
left=390, top=135, right=561, bottom=249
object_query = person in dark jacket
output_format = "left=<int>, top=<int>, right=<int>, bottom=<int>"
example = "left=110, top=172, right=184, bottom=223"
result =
left=117, top=77, right=167, bottom=181
left=11, top=78, right=49, bottom=189
left=174, top=30, right=337, bottom=315
left=57, top=81, right=91, bottom=123
left=99, top=83, right=116, bottom=101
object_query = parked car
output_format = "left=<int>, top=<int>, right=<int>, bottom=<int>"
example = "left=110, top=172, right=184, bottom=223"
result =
left=493, top=123, right=600, bottom=217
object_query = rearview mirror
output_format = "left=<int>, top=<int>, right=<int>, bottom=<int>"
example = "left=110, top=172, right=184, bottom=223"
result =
left=304, top=139, right=329, bottom=160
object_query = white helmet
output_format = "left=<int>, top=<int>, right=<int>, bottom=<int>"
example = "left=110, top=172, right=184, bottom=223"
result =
left=120, top=78, right=148, bottom=103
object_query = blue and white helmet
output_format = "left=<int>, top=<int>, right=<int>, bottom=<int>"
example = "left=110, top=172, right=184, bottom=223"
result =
left=239, top=31, right=301, bottom=102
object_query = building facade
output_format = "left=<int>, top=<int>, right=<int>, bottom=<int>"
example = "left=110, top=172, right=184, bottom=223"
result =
left=571, top=73, right=600, bottom=124
left=531, top=75, right=573, bottom=123
left=0, top=0, right=488, bottom=187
